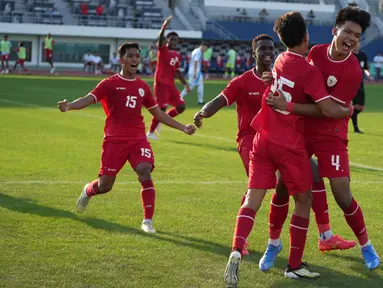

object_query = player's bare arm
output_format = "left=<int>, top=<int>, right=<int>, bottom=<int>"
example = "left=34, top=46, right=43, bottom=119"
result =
left=158, top=15, right=172, bottom=48
left=148, top=105, right=196, bottom=135
left=267, top=91, right=352, bottom=118
left=194, top=95, right=227, bottom=128
left=57, top=95, right=94, bottom=112
left=175, top=70, right=190, bottom=92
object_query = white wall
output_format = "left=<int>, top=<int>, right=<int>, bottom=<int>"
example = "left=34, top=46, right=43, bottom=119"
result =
left=0, top=23, right=202, bottom=68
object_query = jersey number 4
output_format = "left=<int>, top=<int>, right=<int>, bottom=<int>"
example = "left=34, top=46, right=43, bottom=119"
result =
left=331, top=155, right=340, bottom=171
left=126, top=96, right=137, bottom=108
left=270, top=71, right=295, bottom=115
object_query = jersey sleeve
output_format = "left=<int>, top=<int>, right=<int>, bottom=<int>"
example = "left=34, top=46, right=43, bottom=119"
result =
left=304, top=66, right=329, bottom=103
left=221, top=76, right=242, bottom=106
left=143, top=83, right=158, bottom=110
left=330, top=67, right=362, bottom=104
left=89, top=79, right=109, bottom=103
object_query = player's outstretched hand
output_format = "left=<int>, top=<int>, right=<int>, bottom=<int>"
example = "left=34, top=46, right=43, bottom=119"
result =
left=185, top=84, right=191, bottom=93
left=57, top=99, right=69, bottom=112
left=266, top=90, right=287, bottom=110
left=163, top=15, right=172, bottom=27
left=193, top=111, right=204, bottom=128
left=183, top=124, right=196, bottom=135
left=262, top=71, right=273, bottom=85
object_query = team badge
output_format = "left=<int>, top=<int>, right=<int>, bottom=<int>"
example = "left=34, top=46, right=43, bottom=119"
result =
left=327, top=75, right=337, bottom=87
left=138, top=88, right=145, bottom=97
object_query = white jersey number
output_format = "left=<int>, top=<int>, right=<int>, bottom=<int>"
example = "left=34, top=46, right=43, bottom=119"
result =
left=141, top=148, right=152, bottom=158
left=270, top=71, right=295, bottom=115
left=126, top=96, right=137, bottom=108
left=331, top=155, right=340, bottom=171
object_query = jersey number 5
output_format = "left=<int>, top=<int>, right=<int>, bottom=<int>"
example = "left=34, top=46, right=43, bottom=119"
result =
left=126, top=96, right=137, bottom=108
left=270, top=71, right=295, bottom=115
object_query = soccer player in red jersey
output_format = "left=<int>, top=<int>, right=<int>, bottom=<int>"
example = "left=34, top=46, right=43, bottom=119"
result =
left=147, top=15, right=190, bottom=140
left=57, top=42, right=196, bottom=233
left=193, top=34, right=274, bottom=256
left=266, top=6, right=380, bottom=271
left=223, top=12, right=356, bottom=286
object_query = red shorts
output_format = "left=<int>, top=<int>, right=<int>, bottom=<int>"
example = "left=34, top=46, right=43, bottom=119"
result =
left=1, top=54, right=9, bottom=61
left=99, top=139, right=155, bottom=177
left=248, top=133, right=312, bottom=195
left=307, top=140, right=350, bottom=179
left=17, top=59, right=25, bottom=65
left=154, top=82, right=184, bottom=108
left=203, top=60, right=210, bottom=68
left=45, top=49, right=53, bottom=60
left=237, top=134, right=255, bottom=176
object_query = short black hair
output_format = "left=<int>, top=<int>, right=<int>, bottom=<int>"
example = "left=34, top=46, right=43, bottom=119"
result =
left=166, top=32, right=179, bottom=39
left=118, top=42, right=141, bottom=58
left=335, top=6, right=370, bottom=33
left=4, top=34, right=8, bottom=38
left=252, top=34, right=274, bottom=50
left=274, top=12, right=307, bottom=48
left=19, top=41, right=24, bottom=46
left=201, top=41, right=209, bottom=47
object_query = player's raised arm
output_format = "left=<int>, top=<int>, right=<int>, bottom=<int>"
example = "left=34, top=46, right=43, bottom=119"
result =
left=266, top=91, right=352, bottom=118
left=148, top=105, right=196, bottom=135
left=194, top=95, right=227, bottom=128
left=57, top=95, right=94, bottom=112
left=158, top=15, right=172, bottom=48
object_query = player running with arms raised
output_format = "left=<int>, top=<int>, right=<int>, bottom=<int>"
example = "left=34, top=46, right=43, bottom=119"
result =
left=147, top=15, right=190, bottom=140
left=57, top=42, right=196, bottom=233
left=266, top=6, right=379, bottom=271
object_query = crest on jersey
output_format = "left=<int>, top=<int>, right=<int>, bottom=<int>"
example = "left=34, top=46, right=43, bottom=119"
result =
left=327, top=75, right=337, bottom=87
left=138, top=88, right=145, bottom=97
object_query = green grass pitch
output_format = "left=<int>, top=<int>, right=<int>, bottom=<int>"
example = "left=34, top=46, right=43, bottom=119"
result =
left=0, top=75, right=382, bottom=287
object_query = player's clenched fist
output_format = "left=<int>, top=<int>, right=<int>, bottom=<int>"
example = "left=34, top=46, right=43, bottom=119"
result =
left=163, top=15, right=172, bottom=27
left=262, top=71, right=273, bottom=85
left=57, top=99, right=69, bottom=112
left=193, top=111, right=204, bottom=128
left=183, top=124, right=196, bottom=135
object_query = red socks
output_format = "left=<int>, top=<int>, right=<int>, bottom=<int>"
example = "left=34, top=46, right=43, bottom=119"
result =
left=85, top=180, right=100, bottom=197
left=289, top=215, right=309, bottom=270
left=232, top=207, right=256, bottom=252
left=343, top=197, right=369, bottom=245
left=312, top=180, right=331, bottom=233
left=269, top=192, right=289, bottom=240
left=141, top=180, right=156, bottom=220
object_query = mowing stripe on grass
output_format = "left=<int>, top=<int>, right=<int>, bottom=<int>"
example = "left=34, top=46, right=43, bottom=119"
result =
left=1, top=98, right=383, bottom=172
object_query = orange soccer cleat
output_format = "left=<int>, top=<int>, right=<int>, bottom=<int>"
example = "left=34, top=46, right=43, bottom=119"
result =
left=318, top=234, right=357, bottom=252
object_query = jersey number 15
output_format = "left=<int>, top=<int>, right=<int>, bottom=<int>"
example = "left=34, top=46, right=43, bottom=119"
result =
left=270, top=71, right=295, bottom=115
left=126, top=96, right=137, bottom=108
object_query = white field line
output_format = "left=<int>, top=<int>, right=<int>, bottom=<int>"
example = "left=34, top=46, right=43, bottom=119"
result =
left=1, top=98, right=383, bottom=171
left=0, top=180, right=382, bottom=185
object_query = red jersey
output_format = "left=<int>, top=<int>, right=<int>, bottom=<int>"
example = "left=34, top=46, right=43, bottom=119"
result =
left=222, top=69, right=265, bottom=141
left=89, top=74, right=158, bottom=141
left=251, top=51, right=328, bottom=150
left=154, top=45, right=180, bottom=86
left=306, top=44, right=362, bottom=142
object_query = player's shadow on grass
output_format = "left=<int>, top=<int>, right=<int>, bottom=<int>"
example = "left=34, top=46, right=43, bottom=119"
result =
left=1, top=193, right=381, bottom=287
left=168, top=139, right=238, bottom=153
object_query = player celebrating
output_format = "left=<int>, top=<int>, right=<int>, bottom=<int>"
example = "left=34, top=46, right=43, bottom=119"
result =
left=193, top=34, right=274, bottom=256
left=1, top=34, right=12, bottom=74
left=44, top=33, right=55, bottom=74
left=147, top=15, right=190, bottom=140
left=57, top=42, right=196, bottom=233
left=352, top=41, right=369, bottom=133
left=180, top=42, right=209, bottom=105
left=266, top=6, right=379, bottom=271
left=13, top=42, right=30, bottom=75
left=223, top=12, right=355, bottom=286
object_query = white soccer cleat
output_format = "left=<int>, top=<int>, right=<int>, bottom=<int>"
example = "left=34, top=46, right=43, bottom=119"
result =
left=146, top=131, right=159, bottom=140
left=224, top=251, right=241, bottom=288
left=5, top=69, right=9, bottom=74
left=50, top=68, right=55, bottom=74
left=141, top=220, right=156, bottom=233
left=76, top=184, right=91, bottom=214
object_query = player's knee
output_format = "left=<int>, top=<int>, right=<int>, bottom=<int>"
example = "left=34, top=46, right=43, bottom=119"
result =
left=135, top=162, right=152, bottom=179
left=329, top=177, right=352, bottom=209
left=243, top=188, right=266, bottom=211
left=98, top=180, right=114, bottom=193
left=176, top=104, right=185, bottom=114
